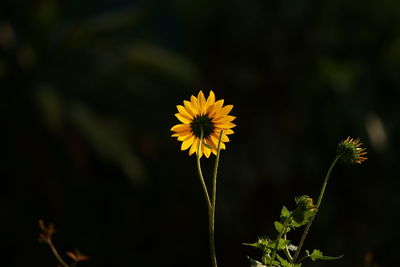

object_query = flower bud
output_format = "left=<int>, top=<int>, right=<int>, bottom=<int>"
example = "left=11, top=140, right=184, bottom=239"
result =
left=295, top=195, right=317, bottom=213
left=337, top=137, right=367, bottom=165
left=292, top=195, right=316, bottom=225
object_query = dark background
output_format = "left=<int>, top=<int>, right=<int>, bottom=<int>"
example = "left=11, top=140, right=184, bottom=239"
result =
left=1, top=0, right=399, bottom=266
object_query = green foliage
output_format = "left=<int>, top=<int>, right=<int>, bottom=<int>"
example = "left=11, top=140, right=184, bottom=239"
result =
left=243, top=236, right=272, bottom=255
left=245, top=196, right=342, bottom=267
left=244, top=237, right=290, bottom=266
left=292, top=196, right=316, bottom=227
left=261, top=255, right=280, bottom=266
left=248, top=256, right=280, bottom=267
left=276, top=255, right=302, bottom=267
left=270, top=238, right=291, bottom=251
left=291, top=209, right=314, bottom=228
left=243, top=236, right=290, bottom=255
left=307, top=250, right=344, bottom=262
left=248, top=257, right=267, bottom=267
left=280, top=206, right=291, bottom=221
left=274, top=221, right=291, bottom=234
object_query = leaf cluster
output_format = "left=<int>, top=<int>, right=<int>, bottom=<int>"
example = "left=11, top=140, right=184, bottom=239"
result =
left=244, top=196, right=342, bottom=267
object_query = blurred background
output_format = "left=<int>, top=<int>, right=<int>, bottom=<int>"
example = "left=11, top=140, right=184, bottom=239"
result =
left=1, top=0, right=399, bottom=266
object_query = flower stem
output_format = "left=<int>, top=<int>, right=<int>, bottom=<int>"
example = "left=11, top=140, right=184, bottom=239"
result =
left=269, top=214, right=291, bottom=267
left=209, top=130, right=224, bottom=267
left=292, top=155, right=341, bottom=263
left=196, top=129, right=212, bottom=210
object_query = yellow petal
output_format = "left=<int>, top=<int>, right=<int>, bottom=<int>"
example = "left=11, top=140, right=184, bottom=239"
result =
left=219, top=105, right=233, bottom=116
left=222, top=134, right=230, bottom=142
left=224, top=129, right=234, bottom=135
left=181, top=136, right=195, bottom=150
left=205, top=91, right=216, bottom=114
left=178, top=133, right=193, bottom=141
left=210, top=99, right=224, bottom=117
left=189, top=138, right=199, bottom=155
left=211, top=140, right=226, bottom=156
left=204, top=146, right=211, bottom=158
left=204, top=138, right=217, bottom=150
left=177, top=105, right=193, bottom=119
left=210, top=135, right=226, bottom=149
left=197, top=90, right=206, bottom=114
left=175, top=113, right=192, bottom=124
left=171, top=124, right=190, bottom=132
left=183, top=100, right=196, bottom=117
left=212, top=132, right=229, bottom=142
left=214, top=122, right=236, bottom=129
left=172, top=129, right=190, bottom=137
left=213, top=115, right=236, bottom=123
left=190, top=95, right=199, bottom=113
left=219, top=142, right=226, bottom=150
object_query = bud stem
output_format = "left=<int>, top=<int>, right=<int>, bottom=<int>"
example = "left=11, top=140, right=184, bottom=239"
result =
left=292, top=155, right=341, bottom=263
left=209, top=130, right=224, bottom=267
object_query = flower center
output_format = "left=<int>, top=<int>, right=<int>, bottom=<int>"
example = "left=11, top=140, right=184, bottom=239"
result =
left=190, top=115, right=215, bottom=138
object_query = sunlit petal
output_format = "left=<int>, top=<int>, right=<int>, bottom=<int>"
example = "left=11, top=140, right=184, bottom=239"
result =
left=171, top=124, right=190, bottom=132
left=177, top=105, right=193, bottom=119
left=181, top=136, right=195, bottom=150
left=205, top=91, right=216, bottom=114
left=175, top=113, right=191, bottom=124
left=197, top=90, right=206, bottom=114
left=183, top=100, right=196, bottom=117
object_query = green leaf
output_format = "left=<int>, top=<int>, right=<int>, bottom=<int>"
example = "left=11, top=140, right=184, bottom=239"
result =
left=276, top=254, right=291, bottom=267
left=309, top=249, right=344, bottom=261
left=243, top=242, right=257, bottom=248
left=274, top=221, right=291, bottom=234
left=261, top=255, right=280, bottom=266
left=280, top=206, right=291, bottom=220
left=275, top=255, right=301, bottom=267
left=269, top=238, right=290, bottom=250
left=247, top=256, right=267, bottom=267
left=243, top=237, right=272, bottom=254
left=292, top=209, right=314, bottom=227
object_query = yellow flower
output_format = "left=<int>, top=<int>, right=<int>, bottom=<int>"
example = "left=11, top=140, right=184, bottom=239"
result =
left=337, top=137, right=367, bottom=165
left=171, top=90, right=236, bottom=158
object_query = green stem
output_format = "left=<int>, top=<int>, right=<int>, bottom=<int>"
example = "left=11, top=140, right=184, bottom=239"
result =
left=283, top=234, right=293, bottom=262
left=297, top=255, right=310, bottom=264
left=292, top=155, right=341, bottom=263
left=269, top=214, right=292, bottom=267
left=196, top=130, right=212, bottom=210
left=209, top=130, right=224, bottom=267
